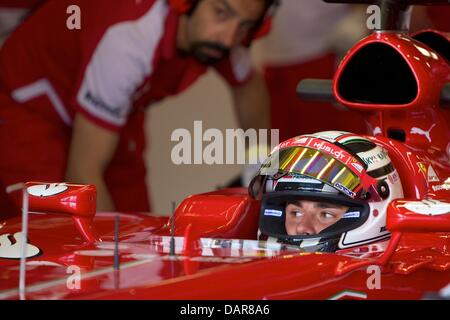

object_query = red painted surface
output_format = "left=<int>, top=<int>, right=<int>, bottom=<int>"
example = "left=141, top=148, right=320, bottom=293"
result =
left=1, top=26, right=449, bottom=299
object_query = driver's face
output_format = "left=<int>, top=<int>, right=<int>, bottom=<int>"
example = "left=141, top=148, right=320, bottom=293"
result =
left=184, top=0, right=266, bottom=64
left=285, top=200, right=349, bottom=236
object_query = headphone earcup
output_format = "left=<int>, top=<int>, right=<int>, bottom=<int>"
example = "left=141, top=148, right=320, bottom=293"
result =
left=168, top=0, right=192, bottom=13
left=252, top=18, right=272, bottom=40
left=242, top=17, right=273, bottom=47
left=252, top=0, right=280, bottom=41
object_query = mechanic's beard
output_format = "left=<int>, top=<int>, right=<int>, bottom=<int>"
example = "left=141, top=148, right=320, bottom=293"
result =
left=190, top=41, right=230, bottom=65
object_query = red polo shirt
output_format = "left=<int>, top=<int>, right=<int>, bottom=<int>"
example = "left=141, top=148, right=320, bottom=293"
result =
left=0, top=0, right=44, bottom=8
left=0, top=0, right=252, bottom=214
left=427, top=6, right=450, bottom=32
left=1, top=0, right=251, bottom=130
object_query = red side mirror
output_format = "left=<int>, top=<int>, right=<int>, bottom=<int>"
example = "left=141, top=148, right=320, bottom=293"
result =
left=25, top=182, right=98, bottom=243
left=387, top=199, right=450, bottom=233
left=26, top=182, right=96, bottom=216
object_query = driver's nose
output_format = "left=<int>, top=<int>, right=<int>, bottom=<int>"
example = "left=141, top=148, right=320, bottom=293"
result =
left=295, top=214, right=317, bottom=235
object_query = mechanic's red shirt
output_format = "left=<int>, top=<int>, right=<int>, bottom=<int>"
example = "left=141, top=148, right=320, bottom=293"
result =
left=426, top=6, right=450, bottom=32
left=0, top=0, right=252, bottom=213
left=0, top=0, right=252, bottom=131
left=0, top=0, right=44, bottom=8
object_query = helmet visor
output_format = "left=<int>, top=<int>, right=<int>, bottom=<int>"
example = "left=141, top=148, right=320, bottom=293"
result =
left=258, top=146, right=364, bottom=198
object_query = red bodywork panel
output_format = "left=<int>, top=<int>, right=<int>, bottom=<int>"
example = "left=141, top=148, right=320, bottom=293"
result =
left=1, top=28, right=450, bottom=300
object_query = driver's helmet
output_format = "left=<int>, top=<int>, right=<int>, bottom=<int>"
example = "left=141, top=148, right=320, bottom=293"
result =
left=249, top=131, right=404, bottom=252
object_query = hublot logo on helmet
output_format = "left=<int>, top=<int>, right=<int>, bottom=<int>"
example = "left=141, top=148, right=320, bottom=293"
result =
left=312, top=141, right=346, bottom=161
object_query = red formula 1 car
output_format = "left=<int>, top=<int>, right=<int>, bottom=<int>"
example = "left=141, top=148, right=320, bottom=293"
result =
left=0, top=0, right=450, bottom=300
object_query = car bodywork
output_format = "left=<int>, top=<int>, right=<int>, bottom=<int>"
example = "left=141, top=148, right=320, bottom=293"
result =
left=0, top=180, right=449, bottom=300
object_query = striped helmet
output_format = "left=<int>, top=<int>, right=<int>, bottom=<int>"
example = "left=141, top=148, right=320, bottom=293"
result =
left=250, top=131, right=404, bottom=252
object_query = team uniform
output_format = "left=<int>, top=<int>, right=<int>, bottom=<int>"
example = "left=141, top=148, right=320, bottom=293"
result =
left=0, top=0, right=252, bottom=216
left=0, top=1, right=43, bottom=7
left=426, top=6, right=450, bottom=31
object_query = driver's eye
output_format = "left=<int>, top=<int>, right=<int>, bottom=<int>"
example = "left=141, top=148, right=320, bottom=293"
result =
left=292, top=211, right=303, bottom=218
left=214, top=6, right=228, bottom=20
left=321, top=212, right=335, bottom=219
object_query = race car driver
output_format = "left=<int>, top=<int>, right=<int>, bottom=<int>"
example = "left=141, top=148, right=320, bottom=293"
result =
left=250, top=131, right=404, bottom=252
left=284, top=199, right=349, bottom=236
left=0, top=0, right=275, bottom=217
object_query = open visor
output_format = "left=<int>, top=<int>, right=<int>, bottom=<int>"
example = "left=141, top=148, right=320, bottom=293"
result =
left=250, top=146, right=368, bottom=199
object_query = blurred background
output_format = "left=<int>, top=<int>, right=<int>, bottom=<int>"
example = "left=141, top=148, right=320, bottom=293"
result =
left=147, top=71, right=242, bottom=214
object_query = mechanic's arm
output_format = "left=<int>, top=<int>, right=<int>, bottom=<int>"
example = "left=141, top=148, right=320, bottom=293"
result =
left=231, top=70, right=271, bottom=131
left=65, top=113, right=118, bottom=212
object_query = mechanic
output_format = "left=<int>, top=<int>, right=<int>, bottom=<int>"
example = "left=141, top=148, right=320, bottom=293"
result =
left=0, top=0, right=276, bottom=217
left=250, top=131, right=404, bottom=252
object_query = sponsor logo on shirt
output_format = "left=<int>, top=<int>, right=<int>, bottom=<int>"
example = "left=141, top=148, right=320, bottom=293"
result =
left=85, top=91, right=123, bottom=119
